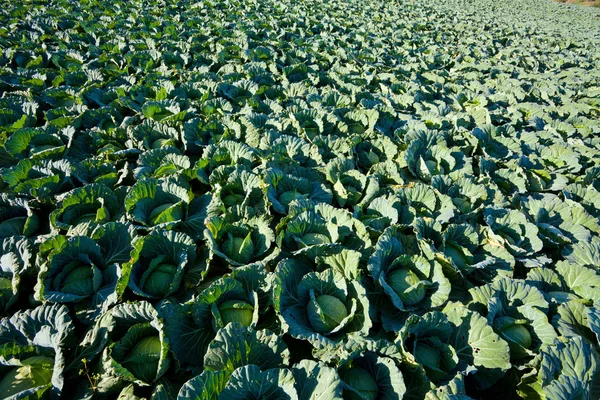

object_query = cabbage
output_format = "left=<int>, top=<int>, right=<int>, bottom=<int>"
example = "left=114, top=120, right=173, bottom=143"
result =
left=221, top=185, right=246, bottom=207
left=298, top=233, right=331, bottom=247
left=443, top=245, right=468, bottom=269
left=222, top=232, right=255, bottom=264
left=122, top=335, right=162, bottom=383
left=502, top=324, right=532, bottom=349
left=61, top=266, right=94, bottom=295
left=148, top=203, right=176, bottom=225
left=423, top=159, right=439, bottom=175
left=70, top=212, right=99, bottom=225
left=335, top=176, right=362, bottom=206
left=361, top=150, right=380, bottom=168
left=152, top=138, right=177, bottom=149
left=31, top=144, right=57, bottom=153
left=279, top=190, right=304, bottom=208
left=58, top=261, right=100, bottom=296
left=307, top=294, right=348, bottom=334
left=387, top=267, right=426, bottom=305
left=0, top=217, right=28, bottom=237
left=218, top=300, right=254, bottom=327
left=142, top=261, right=177, bottom=298
left=0, top=356, right=53, bottom=398
left=339, top=367, right=378, bottom=400
left=0, top=277, right=12, bottom=292
left=414, top=341, right=442, bottom=380
left=69, top=205, right=111, bottom=226
left=495, top=317, right=533, bottom=359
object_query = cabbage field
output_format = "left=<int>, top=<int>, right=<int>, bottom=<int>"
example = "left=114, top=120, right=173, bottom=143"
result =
left=0, top=0, right=599, bottom=398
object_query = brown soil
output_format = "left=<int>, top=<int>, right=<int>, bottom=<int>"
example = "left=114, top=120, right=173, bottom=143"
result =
left=555, top=0, right=600, bottom=6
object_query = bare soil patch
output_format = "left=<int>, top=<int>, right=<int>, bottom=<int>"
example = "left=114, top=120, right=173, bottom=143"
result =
left=556, top=0, right=600, bottom=6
